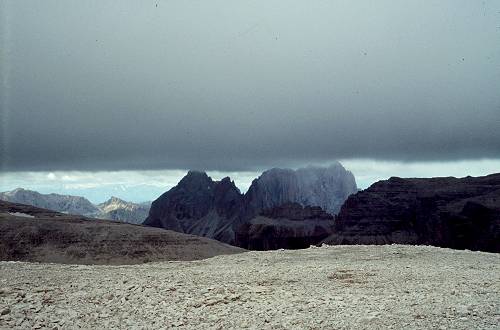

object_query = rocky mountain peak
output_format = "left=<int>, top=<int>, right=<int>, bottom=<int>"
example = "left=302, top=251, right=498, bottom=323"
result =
left=214, top=177, right=241, bottom=195
left=177, top=170, right=215, bottom=191
left=144, top=171, right=244, bottom=236
left=103, top=196, right=127, bottom=205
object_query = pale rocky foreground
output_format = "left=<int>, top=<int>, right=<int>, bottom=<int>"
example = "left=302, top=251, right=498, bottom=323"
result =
left=0, top=245, right=499, bottom=329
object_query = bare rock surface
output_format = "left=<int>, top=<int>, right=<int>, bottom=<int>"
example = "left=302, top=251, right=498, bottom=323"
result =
left=0, top=245, right=498, bottom=329
left=244, top=163, right=357, bottom=216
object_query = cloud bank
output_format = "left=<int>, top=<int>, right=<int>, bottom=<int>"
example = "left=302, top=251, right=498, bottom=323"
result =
left=2, top=1, right=500, bottom=172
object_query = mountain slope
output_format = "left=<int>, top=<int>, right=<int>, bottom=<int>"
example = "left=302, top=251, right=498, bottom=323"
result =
left=0, top=200, right=244, bottom=264
left=322, top=173, right=500, bottom=252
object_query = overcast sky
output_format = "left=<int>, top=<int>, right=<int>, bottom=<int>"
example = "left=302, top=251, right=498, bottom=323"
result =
left=1, top=1, right=499, bottom=201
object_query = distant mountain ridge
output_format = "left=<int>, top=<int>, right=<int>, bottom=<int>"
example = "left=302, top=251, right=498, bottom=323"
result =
left=0, top=188, right=100, bottom=216
left=97, top=197, right=151, bottom=224
left=0, top=188, right=150, bottom=224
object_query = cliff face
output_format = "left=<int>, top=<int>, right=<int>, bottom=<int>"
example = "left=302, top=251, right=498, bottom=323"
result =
left=322, top=174, right=500, bottom=252
left=259, top=202, right=334, bottom=221
left=243, top=163, right=357, bottom=217
left=235, top=203, right=335, bottom=250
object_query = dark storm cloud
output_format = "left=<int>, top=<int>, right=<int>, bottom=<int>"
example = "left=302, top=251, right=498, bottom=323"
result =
left=2, top=0, right=500, bottom=172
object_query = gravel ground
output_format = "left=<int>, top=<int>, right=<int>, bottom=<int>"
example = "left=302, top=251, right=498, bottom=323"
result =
left=0, top=244, right=499, bottom=329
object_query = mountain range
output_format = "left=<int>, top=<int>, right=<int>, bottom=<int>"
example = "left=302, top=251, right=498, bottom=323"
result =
left=3, top=166, right=498, bottom=253
left=144, top=162, right=358, bottom=246
left=0, top=188, right=150, bottom=224
left=144, top=166, right=500, bottom=252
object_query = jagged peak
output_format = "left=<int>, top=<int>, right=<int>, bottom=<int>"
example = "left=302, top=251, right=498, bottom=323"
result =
left=187, top=169, right=208, bottom=175
left=219, top=176, right=232, bottom=183
left=214, top=176, right=242, bottom=195
left=183, top=170, right=211, bottom=180
left=217, top=176, right=238, bottom=187
left=104, top=196, right=127, bottom=204
left=177, top=170, right=215, bottom=190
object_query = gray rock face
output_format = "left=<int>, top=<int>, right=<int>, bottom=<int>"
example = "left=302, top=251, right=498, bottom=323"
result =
left=0, top=188, right=100, bottom=216
left=143, top=171, right=243, bottom=244
left=322, top=174, right=500, bottom=252
left=244, top=163, right=357, bottom=216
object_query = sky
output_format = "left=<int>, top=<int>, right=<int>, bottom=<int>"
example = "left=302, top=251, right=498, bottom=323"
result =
left=1, top=1, right=499, bottom=203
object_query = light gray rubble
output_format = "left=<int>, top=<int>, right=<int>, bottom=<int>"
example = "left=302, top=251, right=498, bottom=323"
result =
left=0, top=245, right=498, bottom=329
